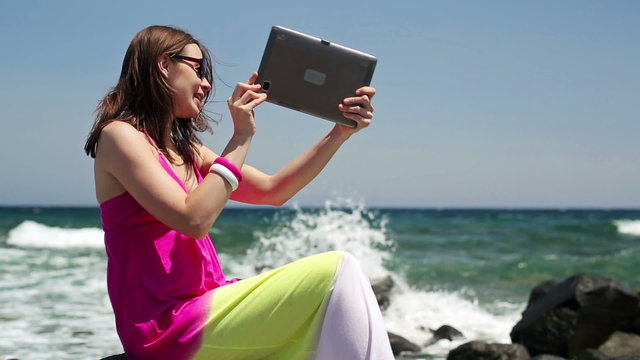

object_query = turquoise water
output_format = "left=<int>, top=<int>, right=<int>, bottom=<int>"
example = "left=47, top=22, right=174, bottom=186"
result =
left=1, top=203, right=639, bottom=359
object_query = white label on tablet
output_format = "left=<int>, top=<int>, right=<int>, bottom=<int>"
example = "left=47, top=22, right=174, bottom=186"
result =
left=304, top=68, right=326, bottom=86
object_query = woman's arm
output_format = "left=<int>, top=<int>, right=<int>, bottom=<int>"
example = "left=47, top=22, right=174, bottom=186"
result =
left=96, top=75, right=266, bottom=239
left=198, top=86, right=376, bottom=206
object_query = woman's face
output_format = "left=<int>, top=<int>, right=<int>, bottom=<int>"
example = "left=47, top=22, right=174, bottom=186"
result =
left=165, top=43, right=212, bottom=119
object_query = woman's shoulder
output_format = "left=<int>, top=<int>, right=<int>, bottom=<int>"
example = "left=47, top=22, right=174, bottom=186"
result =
left=101, top=121, right=146, bottom=144
left=102, top=120, right=140, bottom=136
left=97, top=120, right=149, bottom=156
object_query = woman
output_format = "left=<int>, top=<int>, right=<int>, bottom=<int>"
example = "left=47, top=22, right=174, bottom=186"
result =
left=85, top=25, right=393, bottom=360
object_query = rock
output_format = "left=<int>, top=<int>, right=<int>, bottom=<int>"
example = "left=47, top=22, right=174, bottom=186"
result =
left=511, top=274, right=640, bottom=357
left=425, top=325, right=464, bottom=346
left=514, top=306, right=580, bottom=356
left=254, top=264, right=272, bottom=273
left=527, top=280, right=560, bottom=307
left=388, top=332, right=421, bottom=356
left=432, top=325, right=464, bottom=341
left=598, top=332, right=640, bottom=357
left=575, top=349, right=610, bottom=360
left=371, top=275, right=394, bottom=310
left=447, top=341, right=531, bottom=360
left=634, top=317, right=640, bottom=333
left=99, top=354, right=127, bottom=360
left=531, top=355, right=567, bottom=360
left=615, top=356, right=640, bottom=360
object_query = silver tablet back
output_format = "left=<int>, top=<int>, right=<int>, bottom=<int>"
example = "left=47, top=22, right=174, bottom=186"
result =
left=256, top=26, right=377, bottom=128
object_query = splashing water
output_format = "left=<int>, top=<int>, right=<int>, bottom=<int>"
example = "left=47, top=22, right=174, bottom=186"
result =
left=6, top=220, right=104, bottom=249
left=235, top=199, right=394, bottom=280
left=614, top=219, right=640, bottom=236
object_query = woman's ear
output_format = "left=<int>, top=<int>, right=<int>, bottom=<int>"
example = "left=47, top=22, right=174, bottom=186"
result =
left=158, top=54, right=171, bottom=78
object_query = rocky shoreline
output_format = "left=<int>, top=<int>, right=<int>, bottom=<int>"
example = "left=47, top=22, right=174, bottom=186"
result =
left=383, top=274, right=640, bottom=359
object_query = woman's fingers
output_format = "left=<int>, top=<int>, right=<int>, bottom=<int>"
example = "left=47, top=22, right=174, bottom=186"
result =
left=247, top=72, right=259, bottom=85
left=338, top=103, right=373, bottom=119
left=230, top=83, right=261, bottom=102
left=245, top=93, right=268, bottom=109
left=341, top=111, right=372, bottom=129
left=225, top=73, right=266, bottom=136
left=230, top=74, right=262, bottom=102
left=238, top=91, right=267, bottom=110
left=229, top=89, right=267, bottom=111
left=356, top=86, right=376, bottom=99
left=335, top=86, right=376, bottom=132
left=347, top=86, right=376, bottom=111
left=342, top=96, right=372, bottom=110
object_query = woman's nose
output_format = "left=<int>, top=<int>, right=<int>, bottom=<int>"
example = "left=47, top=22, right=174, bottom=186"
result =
left=201, top=77, right=212, bottom=92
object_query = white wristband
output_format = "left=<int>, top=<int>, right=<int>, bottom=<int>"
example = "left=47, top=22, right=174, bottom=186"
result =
left=209, top=163, right=239, bottom=191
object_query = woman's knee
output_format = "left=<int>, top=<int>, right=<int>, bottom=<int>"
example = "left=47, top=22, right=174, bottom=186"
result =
left=293, top=251, right=344, bottom=284
left=329, top=251, right=362, bottom=274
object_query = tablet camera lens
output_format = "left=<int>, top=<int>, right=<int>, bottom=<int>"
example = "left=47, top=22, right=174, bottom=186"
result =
left=262, top=81, right=271, bottom=92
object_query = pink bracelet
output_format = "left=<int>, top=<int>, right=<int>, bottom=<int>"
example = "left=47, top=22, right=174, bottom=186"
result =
left=214, top=157, right=242, bottom=182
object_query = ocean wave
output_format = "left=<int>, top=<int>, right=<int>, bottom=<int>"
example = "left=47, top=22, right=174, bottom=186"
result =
left=6, top=220, right=104, bottom=249
left=384, top=285, right=523, bottom=357
left=614, top=219, right=640, bottom=236
left=239, top=199, right=393, bottom=280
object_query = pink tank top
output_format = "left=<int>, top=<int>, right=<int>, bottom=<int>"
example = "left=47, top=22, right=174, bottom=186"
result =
left=100, top=135, right=233, bottom=359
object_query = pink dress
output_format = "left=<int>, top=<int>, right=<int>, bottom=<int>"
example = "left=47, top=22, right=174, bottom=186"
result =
left=101, top=148, right=236, bottom=358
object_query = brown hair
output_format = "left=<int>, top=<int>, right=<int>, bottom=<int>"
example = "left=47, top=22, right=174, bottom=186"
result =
left=84, top=25, right=215, bottom=171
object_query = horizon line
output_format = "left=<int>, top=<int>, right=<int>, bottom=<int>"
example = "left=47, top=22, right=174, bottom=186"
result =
left=1, top=204, right=639, bottom=211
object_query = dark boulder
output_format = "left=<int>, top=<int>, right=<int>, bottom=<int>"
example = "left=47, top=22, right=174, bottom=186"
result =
left=388, top=332, right=421, bottom=356
left=425, top=325, right=464, bottom=346
left=527, top=280, right=560, bottom=307
left=634, top=316, right=640, bottom=333
left=447, top=341, right=531, bottom=360
left=371, top=275, right=394, bottom=310
left=433, top=325, right=464, bottom=341
left=575, top=349, right=610, bottom=360
left=598, top=331, right=640, bottom=358
left=513, top=306, right=579, bottom=356
left=511, top=274, right=640, bottom=357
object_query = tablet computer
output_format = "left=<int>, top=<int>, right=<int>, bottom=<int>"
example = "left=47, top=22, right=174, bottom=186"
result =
left=255, top=26, right=377, bottom=128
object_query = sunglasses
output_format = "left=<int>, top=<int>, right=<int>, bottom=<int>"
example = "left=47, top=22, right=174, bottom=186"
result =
left=170, top=54, right=206, bottom=80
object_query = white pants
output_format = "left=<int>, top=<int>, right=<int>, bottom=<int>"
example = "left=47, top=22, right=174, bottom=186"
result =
left=314, top=253, right=395, bottom=360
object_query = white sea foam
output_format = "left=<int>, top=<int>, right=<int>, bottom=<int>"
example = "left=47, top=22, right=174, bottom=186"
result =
left=614, top=219, right=640, bottom=236
left=6, top=220, right=104, bottom=249
left=384, top=283, right=523, bottom=357
left=222, top=199, right=524, bottom=358
left=235, top=199, right=393, bottom=280
left=0, top=235, right=120, bottom=360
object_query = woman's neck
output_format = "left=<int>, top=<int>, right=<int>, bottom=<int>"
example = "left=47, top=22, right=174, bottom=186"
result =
left=163, top=120, right=177, bottom=151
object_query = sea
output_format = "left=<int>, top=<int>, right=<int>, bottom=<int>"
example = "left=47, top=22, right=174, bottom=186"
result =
left=1, top=200, right=639, bottom=360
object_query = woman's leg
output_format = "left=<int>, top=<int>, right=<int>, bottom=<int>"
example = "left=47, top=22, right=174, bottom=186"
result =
left=194, top=251, right=340, bottom=360
left=313, top=252, right=394, bottom=360
left=193, top=251, right=393, bottom=360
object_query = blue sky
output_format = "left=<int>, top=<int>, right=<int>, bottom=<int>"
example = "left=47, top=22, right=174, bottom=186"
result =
left=0, top=1, right=638, bottom=207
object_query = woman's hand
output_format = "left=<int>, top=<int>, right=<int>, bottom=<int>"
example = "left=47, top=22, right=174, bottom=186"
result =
left=227, top=72, right=268, bottom=136
left=334, top=86, right=376, bottom=136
